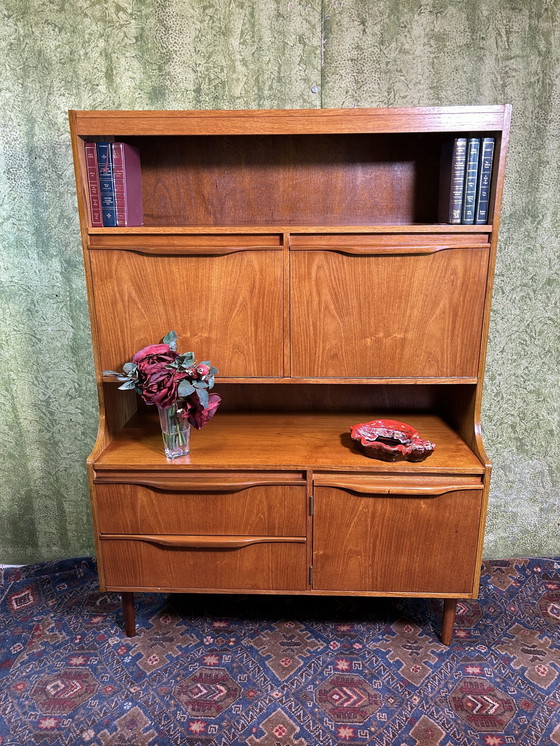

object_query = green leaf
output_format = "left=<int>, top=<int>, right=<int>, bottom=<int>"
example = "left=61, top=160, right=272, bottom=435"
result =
left=209, top=366, right=218, bottom=376
left=178, top=352, right=195, bottom=367
left=123, top=362, right=137, bottom=374
left=178, top=380, right=195, bottom=398
left=103, top=370, right=121, bottom=377
left=193, top=381, right=208, bottom=389
left=163, top=330, right=178, bottom=351
left=196, top=387, right=209, bottom=408
left=118, top=380, right=136, bottom=390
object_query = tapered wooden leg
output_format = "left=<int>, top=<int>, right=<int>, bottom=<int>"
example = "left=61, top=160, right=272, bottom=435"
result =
left=122, top=592, right=137, bottom=637
left=441, top=598, right=457, bottom=645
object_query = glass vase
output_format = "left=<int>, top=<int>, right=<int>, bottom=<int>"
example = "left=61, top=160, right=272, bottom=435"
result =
left=158, top=403, right=190, bottom=459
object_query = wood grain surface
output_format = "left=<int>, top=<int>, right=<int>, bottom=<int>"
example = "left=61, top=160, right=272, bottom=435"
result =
left=290, top=247, right=489, bottom=377
left=96, top=482, right=307, bottom=536
left=100, top=537, right=307, bottom=591
left=313, top=485, right=483, bottom=593
left=90, top=248, right=284, bottom=376
left=72, top=106, right=509, bottom=136
left=93, top=411, right=484, bottom=474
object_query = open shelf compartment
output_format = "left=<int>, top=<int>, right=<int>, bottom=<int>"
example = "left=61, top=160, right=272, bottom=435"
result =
left=92, top=410, right=485, bottom=475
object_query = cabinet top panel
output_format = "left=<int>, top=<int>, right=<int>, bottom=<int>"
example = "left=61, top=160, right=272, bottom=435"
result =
left=70, top=105, right=511, bottom=137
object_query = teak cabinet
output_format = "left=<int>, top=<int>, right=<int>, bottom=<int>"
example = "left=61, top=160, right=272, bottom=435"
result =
left=69, top=106, right=511, bottom=644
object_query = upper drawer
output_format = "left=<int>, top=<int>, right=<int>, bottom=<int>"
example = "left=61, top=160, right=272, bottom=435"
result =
left=290, top=232, right=491, bottom=252
left=94, top=472, right=307, bottom=536
left=89, top=244, right=284, bottom=377
left=290, top=237, right=490, bottom=379
left=88, top=232, right=283, bottom=252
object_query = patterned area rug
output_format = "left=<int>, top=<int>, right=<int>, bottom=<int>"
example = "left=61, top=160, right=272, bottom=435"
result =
left=0, top=558, right=559, bottom=745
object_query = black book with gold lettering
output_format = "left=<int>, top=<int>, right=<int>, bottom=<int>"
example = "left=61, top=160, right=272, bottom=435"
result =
left=438, top=137, right=468, bottom=224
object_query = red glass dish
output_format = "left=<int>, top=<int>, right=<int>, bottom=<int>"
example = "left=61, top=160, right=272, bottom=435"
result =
left=350, top=419, right=436, bottom=462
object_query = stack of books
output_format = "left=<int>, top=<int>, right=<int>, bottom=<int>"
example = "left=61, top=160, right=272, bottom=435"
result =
left=85, top=142, right=144, bottom=227
left=438, top=137, right=495, bottom=225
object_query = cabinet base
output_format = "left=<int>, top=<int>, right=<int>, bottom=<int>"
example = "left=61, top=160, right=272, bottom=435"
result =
left=119, top=591, right=458, bottom=644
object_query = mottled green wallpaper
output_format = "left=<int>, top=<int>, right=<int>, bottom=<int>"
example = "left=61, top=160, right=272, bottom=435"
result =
left=0, top=0, right=557, bottom=564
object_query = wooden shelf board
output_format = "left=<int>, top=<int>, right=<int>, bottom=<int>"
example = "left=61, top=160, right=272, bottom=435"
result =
left=93, top=411, right=485, bottom=474
left=88, top=224, right=492, bottom=236
left=102, top=376, right=478, bottom=385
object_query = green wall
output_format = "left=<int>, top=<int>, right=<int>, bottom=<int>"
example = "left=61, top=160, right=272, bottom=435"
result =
left=0, top=0, right=558, bottom=564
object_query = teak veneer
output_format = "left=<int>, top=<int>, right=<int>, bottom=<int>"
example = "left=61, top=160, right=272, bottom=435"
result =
left=69, top=105, right=511, bottom=644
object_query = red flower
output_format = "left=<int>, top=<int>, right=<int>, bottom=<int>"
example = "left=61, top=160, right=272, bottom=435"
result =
left=108, top=335, right=220, bottom=423
left=141, top=368, right=187, bottom=408
left=185, top=393, right=221, bottom=429
left=132, top=343, right=178, bottom=377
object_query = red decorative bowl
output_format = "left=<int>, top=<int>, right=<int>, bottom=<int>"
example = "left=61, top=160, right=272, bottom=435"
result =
left=350, top=419, right=436, bottom=462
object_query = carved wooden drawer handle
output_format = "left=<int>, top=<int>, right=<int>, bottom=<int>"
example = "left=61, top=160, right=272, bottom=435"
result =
left=94, top=474, right=304, bottom=491
left=316, top=482, right=482, bottom=496
left=89, top=245, right=281, bottom=256
left=100, top=534, right=305, bottom=549
left=290, top=245, right=488, bottom=256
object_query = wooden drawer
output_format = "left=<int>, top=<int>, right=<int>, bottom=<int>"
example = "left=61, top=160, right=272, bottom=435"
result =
left=312, top=475, right=484, bottom=594
left=94, top=473, right=307, bottom=536
left=100, top=535, right=307, bottom=591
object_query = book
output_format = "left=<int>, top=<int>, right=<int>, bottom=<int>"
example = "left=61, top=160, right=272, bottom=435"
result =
left=112, top=142, right=144, bottom=226
left=461, top=137, right=481, bottom=224
left=438, top=137, right=468, bottom=224
left=474, top=137, right=495, bottom=224
left=84, top=143, right=103, bottom=227
left=96, top=142, right=117, bottom=227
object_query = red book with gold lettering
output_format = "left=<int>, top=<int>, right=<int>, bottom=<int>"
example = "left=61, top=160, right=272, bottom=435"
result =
left=112, top=142, right=144, bottom=226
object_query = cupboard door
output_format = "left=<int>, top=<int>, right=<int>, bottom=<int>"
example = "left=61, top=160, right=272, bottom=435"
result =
left=90, top=247, right=284, bottom=377
left=313, top=479, right=484, bottom=594
left=290, top=244, right=489, bottom=378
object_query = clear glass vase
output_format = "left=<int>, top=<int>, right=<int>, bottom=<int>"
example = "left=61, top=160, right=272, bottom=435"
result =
left=158, top=403, right=190, bottom=458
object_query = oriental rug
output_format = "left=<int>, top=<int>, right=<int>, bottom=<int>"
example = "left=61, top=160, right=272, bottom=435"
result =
left=0, top=557, right=559, bottom=745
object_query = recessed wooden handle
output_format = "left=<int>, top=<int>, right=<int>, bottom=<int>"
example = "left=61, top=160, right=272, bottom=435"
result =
left=316, top=481, right=482, bottom=496
left=94, top=474, right=304, bottom=492
left=290, top=245, right=489, bottom=256
left=100, top=534, right=306, bottom=549
left=89, top=245, right=281, bottom=256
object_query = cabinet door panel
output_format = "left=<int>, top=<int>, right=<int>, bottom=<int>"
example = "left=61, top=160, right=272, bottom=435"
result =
left=290, top=248, right=488, bottom=378
left=90, top=249, right=284, bottom=377
left=313, top=485, right=483, bottom=593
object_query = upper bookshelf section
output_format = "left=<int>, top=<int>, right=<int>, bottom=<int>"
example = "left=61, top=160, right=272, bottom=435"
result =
left=69, top=106, right=511, bottom=230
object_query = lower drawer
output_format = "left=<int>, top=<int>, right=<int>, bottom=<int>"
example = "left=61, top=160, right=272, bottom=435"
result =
left=100, top=535, right=307, bottom=591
